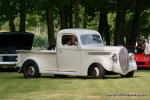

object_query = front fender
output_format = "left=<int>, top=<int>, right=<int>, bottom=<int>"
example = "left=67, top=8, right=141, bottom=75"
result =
left=80, top=56, right=113, bottom=76
left=126, top=60, right=137, bottom=74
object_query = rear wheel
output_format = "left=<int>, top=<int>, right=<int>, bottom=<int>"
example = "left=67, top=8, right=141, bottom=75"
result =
left=89, top=64, right=105, bottom=79
left=22, top=60, right=41, bottom=78
left=120, top=71, right=134, bottom=78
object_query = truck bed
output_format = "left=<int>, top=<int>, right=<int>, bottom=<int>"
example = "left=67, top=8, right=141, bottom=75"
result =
left=17, top=50, right=57, bottom=73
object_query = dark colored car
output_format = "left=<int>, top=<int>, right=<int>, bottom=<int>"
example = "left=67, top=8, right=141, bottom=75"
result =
left=0, top=32, right=34, bottom=68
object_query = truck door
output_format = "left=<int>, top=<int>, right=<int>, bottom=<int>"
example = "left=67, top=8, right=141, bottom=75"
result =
left=57, top=34, right=80, bottom=72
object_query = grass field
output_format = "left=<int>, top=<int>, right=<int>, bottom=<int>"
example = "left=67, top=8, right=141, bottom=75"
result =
left=0, top=70, right=150, bottom=100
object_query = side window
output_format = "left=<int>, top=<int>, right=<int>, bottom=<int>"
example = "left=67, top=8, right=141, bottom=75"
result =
left=62, top=35, right=78, bottom=46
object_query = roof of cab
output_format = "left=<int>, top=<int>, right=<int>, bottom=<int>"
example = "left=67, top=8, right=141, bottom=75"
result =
left=58, top=28, right=99, bottom=36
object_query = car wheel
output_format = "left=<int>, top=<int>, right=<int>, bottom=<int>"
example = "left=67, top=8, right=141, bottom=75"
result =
left=22, top=60, right=41, bottom=78
left=90, top=64, right=105, bottom=79
left=120, top=71, right=134, bottom=78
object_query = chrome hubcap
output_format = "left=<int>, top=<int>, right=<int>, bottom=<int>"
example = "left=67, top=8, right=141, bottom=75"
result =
left=28, top=66, right=35, bottom=75
left=94, top=67, right=99, bottom=77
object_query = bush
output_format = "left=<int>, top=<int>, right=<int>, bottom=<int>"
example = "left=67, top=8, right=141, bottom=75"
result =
left=32, top=34, right=48, bottom=49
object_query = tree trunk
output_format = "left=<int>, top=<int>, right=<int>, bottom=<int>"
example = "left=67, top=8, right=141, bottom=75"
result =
left=128, top=0, right=142, bottom=46
left=46, top=7, right=56, bottom=47
left=6, top=0, right=16, bottom=32
left=19, top=0, right=26, bottom=32
left=114, top=0, right=126, bottom=46
left=75, top=0, right=80, bottom=28
left=98, top=9, right=110, bottom=45
left=9, top=17, right=16, bottom=32
left=60, top=6, right=68, bottom=29
left=68, top=0, right=73, bottom=28
left=83, top=6, right=87, bottom=28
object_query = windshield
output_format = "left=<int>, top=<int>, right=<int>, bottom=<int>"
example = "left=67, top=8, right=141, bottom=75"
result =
left=80, top=34, right=102, bottom=46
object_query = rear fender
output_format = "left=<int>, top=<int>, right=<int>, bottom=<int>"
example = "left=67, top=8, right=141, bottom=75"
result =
left=19, top=57, right=40, bottom=72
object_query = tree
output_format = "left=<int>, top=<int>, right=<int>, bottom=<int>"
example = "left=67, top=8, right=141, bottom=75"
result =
left=19, top=0, right=26, bottom=32
left=127, top=0, right=150, bottom=46
left=68, top=0, right=73, bottom=28
left=98, top=0, right=110, bottom=45
left=80, top=0, right=93, bottom=28
left=85, top=0, right=111, bottom=45
left=32, top=0, right=56, bottom=46
left=114, top=0, right=126, bottom=45
left=60, top=5, right=68, bottom=29
left=0, top=0, right=3, bottom=30
left=46, top=6, right=55, bottom=45
left=128, top=0, right=142, bottom=46
left=0, top=0, right=150, bottom=48
left=74, top=0, right=80, bottom=28
left=59, top=0, right=72, bottom=29
left=1, top=0, right=18, bottom=32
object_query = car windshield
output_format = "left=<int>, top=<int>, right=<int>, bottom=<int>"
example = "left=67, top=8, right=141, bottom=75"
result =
left=80, top=34, right=102, bottom=46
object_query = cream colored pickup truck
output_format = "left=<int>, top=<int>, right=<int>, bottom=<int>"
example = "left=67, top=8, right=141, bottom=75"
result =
left=16, top=29, right=137, bottom=79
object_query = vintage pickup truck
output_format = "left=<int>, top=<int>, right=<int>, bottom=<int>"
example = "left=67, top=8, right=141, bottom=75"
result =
left=16, top=29, right=137, bottom=79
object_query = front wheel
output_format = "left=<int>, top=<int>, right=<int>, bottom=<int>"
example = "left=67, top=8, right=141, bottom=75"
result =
left=89, top=64, right=105, bottom=79
left=120, top=71, right=134, bottom=78
left=22, top=60, right=41, bottom=78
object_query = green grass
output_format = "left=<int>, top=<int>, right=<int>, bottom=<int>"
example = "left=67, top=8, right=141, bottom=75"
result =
left=0, top=70, right=150, bottom=100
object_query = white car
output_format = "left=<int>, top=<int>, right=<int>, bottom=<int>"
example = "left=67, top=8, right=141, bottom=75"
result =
left=16, top=29, right=137, bottom=79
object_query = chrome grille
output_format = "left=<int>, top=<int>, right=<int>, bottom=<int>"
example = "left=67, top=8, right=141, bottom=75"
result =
left=119, top=48, right=129, bottom=73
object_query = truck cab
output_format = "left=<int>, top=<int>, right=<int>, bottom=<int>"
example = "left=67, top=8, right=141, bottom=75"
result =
left=17, top=29, right=137, bottom=79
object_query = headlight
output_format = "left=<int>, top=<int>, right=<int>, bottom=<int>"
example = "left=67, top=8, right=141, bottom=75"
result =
left=112, top=53, right=118, bottom=62
left=129, top=53, right=134, bottom=61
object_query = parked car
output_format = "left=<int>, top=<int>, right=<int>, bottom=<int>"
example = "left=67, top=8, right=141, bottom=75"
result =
left=125, top=46, right=150, bottom=69
left=0, top=32, right=34, bottom=68
left=16, top=29, right=137, bottom=79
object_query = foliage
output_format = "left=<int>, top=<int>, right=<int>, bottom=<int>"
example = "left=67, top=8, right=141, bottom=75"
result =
left=32, top=34, right=48, bottom=48
left=140, top=9, right=150, bottom=38
left=0, top=0, right=150, bottom=46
